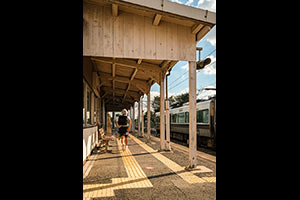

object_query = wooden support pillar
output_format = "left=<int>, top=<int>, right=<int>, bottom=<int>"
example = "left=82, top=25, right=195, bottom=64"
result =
left=112, top=4, right=118, bottom=17
left=160, top=73, right=165, bottom=150
left=147, top=92, right=151, bottom=141
left=91, top=93, right=94, bottom=125
left=138, top=100, right=141, bottom=137
left=129, top=106, right=132, bottom=132
left=141, top=96, right=144, bottom=137
left=99, top=92, right=102, bottom=127
left=132, top=103, right=135, bottom=134
left=112, top=112, right=115, bottom=129
left=102, top=99, right=106, bottom=131
left=83, top=82, right=87, bottom=127
left=188, top=61, right=197, bottom=169
left=165, top=71, right=171, bottom=151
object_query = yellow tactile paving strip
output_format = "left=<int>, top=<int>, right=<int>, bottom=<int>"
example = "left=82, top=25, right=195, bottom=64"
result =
left=129, top=134, right=216, bottom=184
left=83, top=139, right=153, bottom=198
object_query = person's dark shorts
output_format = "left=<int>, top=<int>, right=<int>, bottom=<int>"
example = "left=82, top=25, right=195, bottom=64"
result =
left=119, top=127, right=128, bottom=137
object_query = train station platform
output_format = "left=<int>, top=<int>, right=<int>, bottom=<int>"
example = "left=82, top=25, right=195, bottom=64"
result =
left=83, top=132, right=216, bottom=200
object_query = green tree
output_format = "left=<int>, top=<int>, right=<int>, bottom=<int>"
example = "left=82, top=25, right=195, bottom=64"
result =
left=144, top=111, right=157, bottom=128
left=152, top=95, right=161, bottom=112
left=168, top=95, right=176, bottom=106
left=174, top=92, right=189, bottom=106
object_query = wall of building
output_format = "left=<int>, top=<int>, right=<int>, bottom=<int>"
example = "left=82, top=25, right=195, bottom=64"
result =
left=83, top=126, right=98, bottom=163
left=83, top=56, right=102, bottom=164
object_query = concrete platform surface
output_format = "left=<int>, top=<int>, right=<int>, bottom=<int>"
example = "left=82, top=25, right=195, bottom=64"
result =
left=83, top=132, right=216, bottom=200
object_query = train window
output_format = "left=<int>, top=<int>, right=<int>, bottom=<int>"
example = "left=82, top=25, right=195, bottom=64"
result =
left=178, top=112, right=185, bottom=123
left=171, top=114, right=177, bottom=123
left=185, top=112, right=189, bottom=123
left=197, top=109, right=209, bottom=123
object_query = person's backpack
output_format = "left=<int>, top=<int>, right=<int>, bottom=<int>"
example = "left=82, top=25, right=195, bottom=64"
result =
left=118, top=115, right=128, bottom=125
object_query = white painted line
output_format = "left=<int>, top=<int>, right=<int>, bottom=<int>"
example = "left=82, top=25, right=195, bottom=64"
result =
left=151, top=136, right=216, bottom=163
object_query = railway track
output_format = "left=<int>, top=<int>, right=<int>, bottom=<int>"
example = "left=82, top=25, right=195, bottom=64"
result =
left=151, top=134, right=216, bottom=163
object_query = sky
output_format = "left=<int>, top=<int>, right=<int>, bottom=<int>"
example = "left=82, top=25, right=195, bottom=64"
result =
left=149, top=0, right=216, bottom=100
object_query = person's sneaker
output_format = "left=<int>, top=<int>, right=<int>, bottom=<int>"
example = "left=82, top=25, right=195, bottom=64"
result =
left=125, top=146, right=128, bottom=151
left=122, top=143, right=125, bottom=151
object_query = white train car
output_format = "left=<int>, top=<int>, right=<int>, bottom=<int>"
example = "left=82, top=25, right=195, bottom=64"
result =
left=156, top=98, right=216, bottom=149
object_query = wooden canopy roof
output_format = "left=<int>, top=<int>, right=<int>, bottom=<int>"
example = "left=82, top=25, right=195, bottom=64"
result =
left=83, top=0, right=216, bottom=112
left=91, top=56, right=177, bottom=111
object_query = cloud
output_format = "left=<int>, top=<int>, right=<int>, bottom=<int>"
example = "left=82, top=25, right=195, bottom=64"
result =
left=185, top=0, right=194, bottom=6
left=206, top=36, right=216, bottom=46
left=196, top=0, right=216, bottom=12
left=197, top=86, right=216, bottom=100
left=205, top=26, right=216, bottom=46
left=197, top=0, right=205, bottom=6
left=181, top=63, right=189, bottom=71
left=169, top=0, right=184, bottom=4
left=178, top=87, right=189, bottom=95
left=201, top=55, right=216, bottom=75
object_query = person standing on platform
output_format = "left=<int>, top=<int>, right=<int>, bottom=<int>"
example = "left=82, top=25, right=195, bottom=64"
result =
left=116, top=109, right=131, bottom=151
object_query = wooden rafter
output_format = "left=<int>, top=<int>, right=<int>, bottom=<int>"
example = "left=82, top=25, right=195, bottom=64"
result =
left=91, top=57, right=160, bottom=82
left=101, top=86, right=140, bottom=100
left=112, top=62, right=116, bottom=100
left=191, top=24, right=204, bottom=34
left=99, top=72, right=149, bottom=92
left=196, top=26, right=211, bottom=42
left=137, top=59, right=142, bottom=65
left=160, top=60, right=171, bottom=71
left=112, top=4, right=118, bottom=17
left=123, top=68, right=138, bottom=102
left=153, top=14, right=162, bottom=26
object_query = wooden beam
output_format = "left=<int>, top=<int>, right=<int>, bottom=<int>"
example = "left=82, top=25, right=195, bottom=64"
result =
left=138, top=100, right=141, bottom=136
left=191, top=24, right=204, bottom=34
left=141, top=96, right=144, bottom=137
left=147, top=92, right=151, bottom=140
left=91, top=57, right=160, bottom=83
left=160, top=72, right=165, bottom=150
left=101, top=86, right=140, bottom=100
left=112, top=63, right=116, bottom=98
left=112, top=4, right=118, bottom=17
left=91, top=57, right=161, bottom=72
left=188, top=61, right=197, bottom=168
left=160, top=60, right=171, bottom=71
left=123, top=83, right=131, bottom=101
left=123, top=67, right=138, bottom=102
left=93, top=0, right=215, bottom=26
left=196, top=26, right=211, bottom=42
left=153, top=14, right=162, bottom=26
left=99, top=72, right=149, bottom=93
left=112, top=63, right=116, bottom=78
left=101, top=91, right=109, bottom=99
left=167, top=61, right=178, bottom=72
left=104, top=96, right=134, bottom=105
left=130, top=68, right=138, bottom=81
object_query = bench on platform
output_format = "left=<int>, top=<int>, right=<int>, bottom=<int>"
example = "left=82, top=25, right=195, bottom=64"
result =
left=99, top=128, right=114, bottom=152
